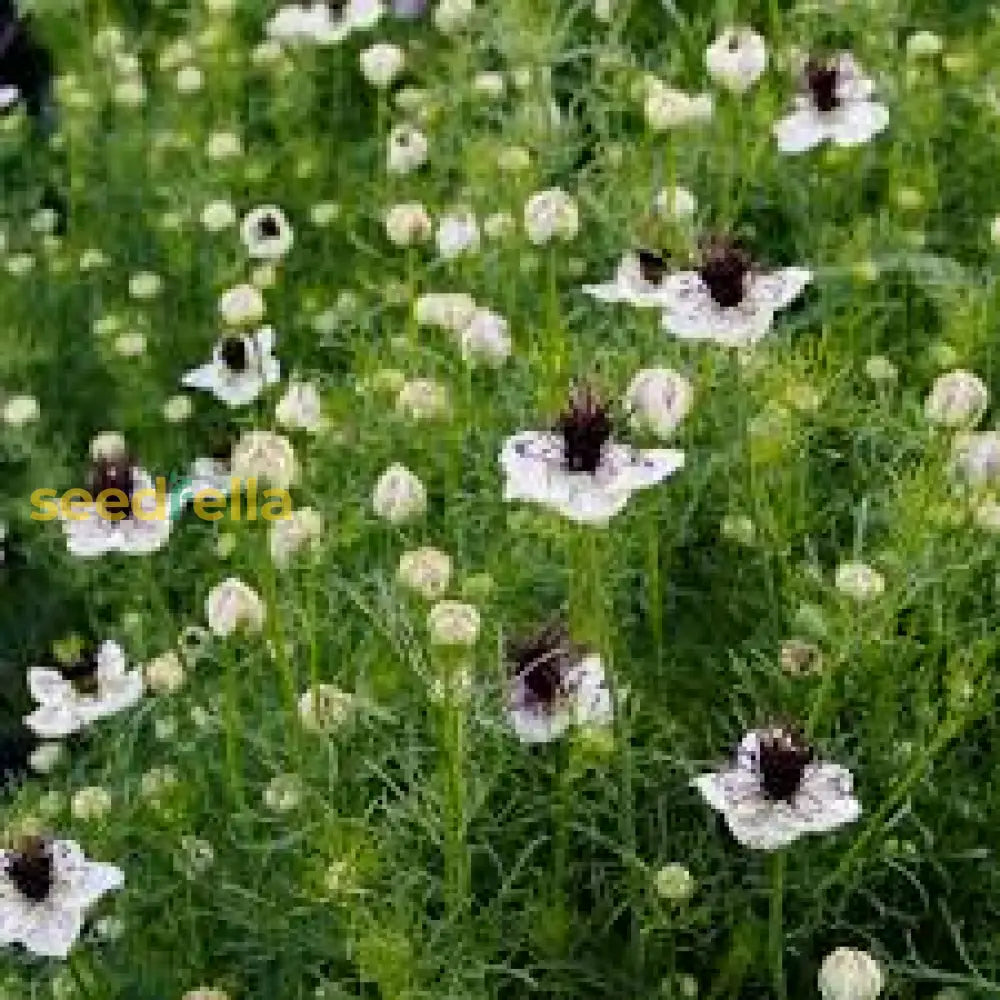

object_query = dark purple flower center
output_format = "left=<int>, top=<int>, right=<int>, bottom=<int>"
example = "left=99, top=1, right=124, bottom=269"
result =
left=220, top=336, right=249, bottom=373
left=806, top=61, right=840, bottom=113
left=637, top=248, right=669, bottom=285
left=755, top=729, right=813, bottom=802
left=698, top=240, right=752, bottom=308
left=60, top=644, right=100, bottom=694
left=6, top=837, right=54, bottom=903
left=508, top=625, right=575, bottom=711
left=556, top=388, right=614, bottom=474
left=87, top=454, right=136, bottom=519
left=257, top=213, right=281, bottom=240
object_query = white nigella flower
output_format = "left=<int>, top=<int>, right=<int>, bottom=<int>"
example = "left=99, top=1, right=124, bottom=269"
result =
left=25, top=640, right=143, bottom=739
left=359, top=42, right=405, bottom=88
left=181, top=328, right=281, bottom=407
left=433, top=0, right=473, bottom=32
left=436, top=209, right=480, bottom=260
left=505, top=624, right=612, bottom=744
left=397, top=546, right=452, bottom=600
left=624, top=368, right=694, bottom=439
left=372, top=464, right=427, bottom=523
left=658, top=236, right=811, bottom=347
left=835, top=561, right=885, bottom=601
left=415, top=292, right=477, bottom=332
left=219, top=284, right=266, bottom=327
left=524, top=188, right=579, bottom=246
left=582, top=249, right=675, bottom=308
left=643, top=80, right=714, bottom=130
left=275, top=380, right=324, bottom=432
left=951, top=431, right=1000, bottom=488
left=692, top=727, right=861, bottom=850
left=241, top=206, right=294, bottom=261
left=774, top=53, right=889, bottom=154
left=427, top=601, right=480, bottom=646
left=924, top=369, right=988, bottom=429
left=499, top=386, right=685, bottom=525
left=266, top=0, right=384, bottom=45
left=384, top=203, right=432, bottom=246
left=0, top=838, right=124, bottom=959
left=59, top=450, right=172, bottom=558
left=231, top=430, right=298, bottom=489
left=818, top=948, right=884, bottom=1000
left=396, top=378, right=449, bottom=420
left=460, top=309, right=511, bottom=366
left=705, top=27, right=768, bottom=94
left=269, top=507, right=322, bottom=567
left=205, top=578, right=265, bottom=637
left=298, top=684, right=353, bottom=732
left=387, top=124, right=429, bottom=175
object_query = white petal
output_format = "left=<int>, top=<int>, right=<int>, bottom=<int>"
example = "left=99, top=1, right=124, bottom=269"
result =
left=604, top=446, right=686, bottom=492
left=0, top=87, right=19, bottom=110
left=773, top=108, right=830, bottom=154
left=747, top=267, right=812, bottom=311
left=118, top=514, right=172, bottom=555
left=24, top=703, right=81, bottom=738
left=724, top=801, right=804, bottom=850
left=62, top=515, right=117, bottom=558
left=827, top=102, right=889, bottom=147
left=692, top=767, right=761, bottom=813
left=261, top=357, right=282, bottom=385
left=96, top=641, right=127, bottom=683
left=55, top=853, right=125, bottom=910
left=181, top=362, right=221, bottom=391
left=507, top=703, right=573, bottom=744
left=582, top=255, right=671, bottom=308
left=0, top=898, right=30, bottom=945
left=567, top=655, right=613, bottom=727
left=27, top=668, right=73, bottom=706
left=214, top=372, right=266, bottom=407
left=662, top=297, right=775, bottom=347
left=793, top=763, right=862, bottom=834
left=18, top=906, right=84, bottom=959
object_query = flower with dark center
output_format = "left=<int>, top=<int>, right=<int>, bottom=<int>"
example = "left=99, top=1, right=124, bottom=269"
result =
left=219, top=336, right=249, bottom=373
left=582, top=249, right=678, bottom=308
left=637, top=248, right=669, bottom=285
left=6, top=837, right=54, bottom=903
left=698, top=238, right=752, bottom=308
left=507, top=624, right=575, bottom=711
left=86, top=454, right=136, bottom=518
left=754, top=728, right=814, bottom=802
left=806, top=60, right=840, bottom=113
left=0, top=2, right=55, bottom=123
left=241, top=206, right=293, bottom=260
left=59, top=645, right=100, bottom=695
left=555, top=387, right=614, bottom=474
left=257, top=213, right=281, bottom=239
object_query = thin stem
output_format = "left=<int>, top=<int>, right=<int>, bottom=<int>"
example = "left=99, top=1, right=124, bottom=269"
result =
left=768, top=851, right=787, bottom=1000
left=440, top=651, right=470, bottom=921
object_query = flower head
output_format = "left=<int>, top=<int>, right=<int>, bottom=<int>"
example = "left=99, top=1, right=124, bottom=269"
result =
left=205, top=578, right=265, bottom=637
left=624, top=368, right=693, bottom=439
left=276, top=380, right=324, bottom=432
left=219, top=284, right=266, bottom=327
left=241, top=206, right=294, bottom=260
left=818, top=948, right=884, bottom=1000
left=582, top=250, right=675, bottom=308
left=267, top=0, right=385, bottom=45
left=924, top=369, right=988, bottom=429
left=460, top=309, right=511, bottom=366
left=692, top=727, right=861, bottom=850
left=428, top=600, right=480, bottom=646
left=834, top=561, right=885, bottom=601
left=269, top=507, right=322, bottom=567
left=397, top=547, right=452, bottom=600
left=387, top=124, right=429, bottom=174
left=524, top=188, right=579, bottom=245
left=385, top=203, right=432, bottom=246
left=705, top=27, right=768, bottom=94
left=360, top=42, right=404, bottom=88
left=231, top=430, right=298, bottom=489
left=181, top=327, right=281, bottom=407
left=373, top=464, right=427, bottom=523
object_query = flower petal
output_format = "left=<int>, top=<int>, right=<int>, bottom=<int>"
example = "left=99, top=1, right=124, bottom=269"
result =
left=748, top=267, right=812, bottom=311
left=773, top=108, right=830, bottom=154
left=27, top=668, right=73, bottom=706
left=18, top=905, right=84, bottom=959
left=827, top=102, right=889, bottom=147
left=24, top=702, right=80, bottom=738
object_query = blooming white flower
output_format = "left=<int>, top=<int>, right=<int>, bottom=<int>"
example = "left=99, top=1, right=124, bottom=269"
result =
left=654, top=863, right=695, bottom=903
left=428, top=601, right=480, bottom=646
left=460, top=309, right=511, bottom=366
left=269, top=507, right=322, bottom=567
left=433, top=0, right=473, bottom=32
left=144, top=649, right=185, bottom=694
left=25, top=640, right=143, bottom=739
left=415, top=292, right=477, bottom=331
left=705, top=27, right=768, bottom=93
left=266, top=0, right=384, bottom=45
left=219, top=284, right=266, bottom=327
left=951, top=431, right=1000, bottom=488
left=387, top=124, right=429, bottom=174
left=298, top=684, right=353, bottom=732
left=241, top=206, right=294, bottom=261
left=181, top=327, right=280, bottom=407
left=774, top=53, right=889, bottom=154
left=655, top=185, right=697, bottom=220
left=524, top=188, right=579, bottom=245
left=205, top=578, right=265, bottom=637
left=2, top=394, right=39, bottom=427
left=624, top=368, right=694, bottom=439
left=396, top=378, right=449, bottom=420
left=201, top=200, right=237, bottom=232
left=658, top=239, right=811, bottom=347
left=397, top=547, right=452, bottom=600
left=372, top=464, right=426, bottom=523
left=644, top=81, right=714, bottom=129
left=500, top=389, right=684, bottom=525
left=231, top=430, right=298, bottom=489
left=436, top=209, right=480, bottom=260
left=276, top=380, right=324, bottom=431
left=385, top=203, right=432, bottom=246
left=582, top=250, right=676, bottom=308
left=818, top=948, right=884, bottom=1000
left=71, top=787, right=112, bottom=822
left=0, top=838, right=124, bottom=958
left=506, top=626, right=612, bottom=744
left=924, top=369, right=988, bottom=429
left=360, top=42, right=404, bottom=88
left=693, top=728, right=861, bottom=850
left=834, top=561, right=885, bottom=601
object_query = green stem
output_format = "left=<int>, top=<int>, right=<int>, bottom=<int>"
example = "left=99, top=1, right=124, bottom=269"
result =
left=222, top=644, right=245, bottom=810
left=768, top=851, right=787, bottom=1000
left=440, top=652, right=469, bottom=920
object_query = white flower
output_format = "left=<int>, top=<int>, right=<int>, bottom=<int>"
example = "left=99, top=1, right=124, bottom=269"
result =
left=483, top=212, right=515, bottom=240
left=266, top=0, right=384, bottom=45
left=906, top=31, right=943, bottom=58
left=219, top=284, right=266, bottom=327
left=460, top=309, right=511, bottom=366
left=2, top=394, right=39, bottom=427
left=25, top=641, right=143, bottom=739
left=818, top=948, right=884, bottom=1000
left=951, top=432, right=1000, bottom=488
left=864, top=355, right=897, bottom=384
left=433, top=0, right=473, bottom=33
left=71, top=787, right=112, bottom=822
left=644, top=81, right=714, bottom=129
left=201, top=200, right=237, bottom=232
left=144, top=650, right=185, bottom=694
left=396, top=378, right=449, bottom=420
left=924, top=369, right=988, bottom=428
left=205, top=578, right=265, bottom=637
left=705, top=27, right=768, bottom=93
left=397, top=547, right=453, bottom=600
left=654, top=863, right=695, bottom=903
left=28, top=743, right=63, bottom=775
left=0, top=838, right=124, bottom=958
left=264, top=773, right=303, bottom=812
left=175, top=65, right=203, bottom=93
left=428, top=601, right=480, bottom=646
left=524, top=188, right=579, bottom=245
left=436, top=209, right=480, bottom=260
left=128, top=272, right=161, bottom=300
left=658, top=240, right=811, bottom=347
left=114, top=332, right=146, bottom=357
left=181, top=327, right=280, bottom=407
left=360, top=43, right=404, bottom=88
left=624, top=368, right=694, bottom=439
left=241, top=206, right=294, bottom=260
left=231, top=430, right=298, bottom=489
left=500, top=390, right=684, bottom=525
left=162, top=394, right=193, bottom=423
left=774, top=53, right=889, bottom=154
left=298, top=685, right=353, bottom=732
left=384, top=203, right=432, bottom=246
left=834, top=561, right=885, bottom=601
left=582, top=250, right=676, bottom=308
left=269, top=507, right=322, bottom=567
left=692, top=728, right=861, bottom=850
left=387, top=124, right=429, bottom=174
left=373, top=464, right=427, bottom=523
left=655, top=185, right=697, bottom=220
left=415, top=292, right=477, bottom=331
left=506, top=627, right=612, bottom=744
left=276, top=380, right=324, bottom=431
